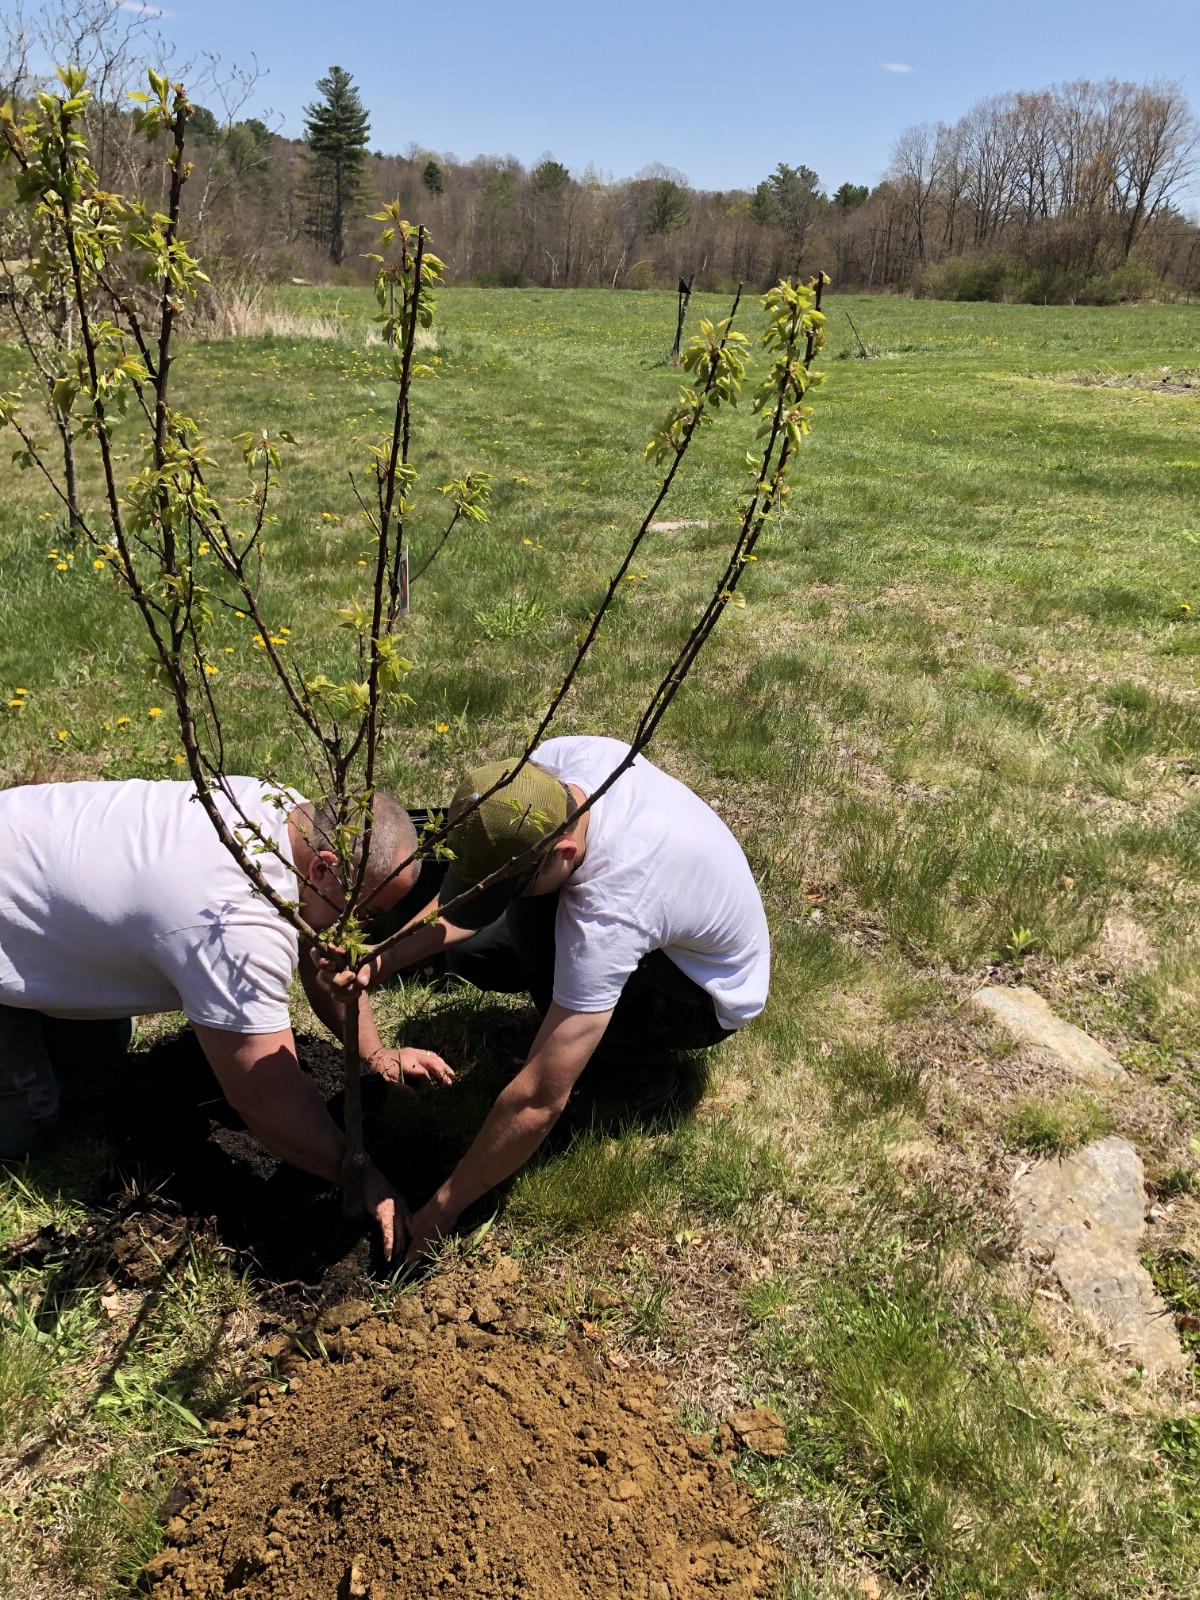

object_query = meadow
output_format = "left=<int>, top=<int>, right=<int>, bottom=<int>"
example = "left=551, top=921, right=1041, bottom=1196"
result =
left=1, top=284, right=1199, bottom=1597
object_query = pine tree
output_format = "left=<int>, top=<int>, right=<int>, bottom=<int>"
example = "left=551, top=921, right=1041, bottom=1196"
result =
left=303, top=66, right=371, bottom=265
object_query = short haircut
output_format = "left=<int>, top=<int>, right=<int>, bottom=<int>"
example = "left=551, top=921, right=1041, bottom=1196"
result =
left=308, top=791, right=419, bottom=898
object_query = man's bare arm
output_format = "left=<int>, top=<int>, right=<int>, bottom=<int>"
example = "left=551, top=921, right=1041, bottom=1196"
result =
left=404, top=1002, right=613, bottom=1262
left=193, top=1023, right=410, bottom=1258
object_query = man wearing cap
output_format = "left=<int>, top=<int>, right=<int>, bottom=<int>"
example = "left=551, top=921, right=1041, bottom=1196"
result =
left=0, top=776, right=451, bottom=1256
left=354, top=735, right=770, bottom=1263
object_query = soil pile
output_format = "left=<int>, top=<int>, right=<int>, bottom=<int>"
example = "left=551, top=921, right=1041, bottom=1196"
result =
left=144, top=1258, right=775, bottom=1600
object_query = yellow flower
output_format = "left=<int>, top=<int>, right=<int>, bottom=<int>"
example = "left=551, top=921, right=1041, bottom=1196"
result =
left=93, top=558, right=105, bottom=569
left=223, top=647, right=234, bottom=654
left=252, top=634, right=266, bottom=648
left=435, top=721, right=449, bottom=734
left=203, top=663, right=220, bottom=676
left=7, top=699, right=23, bottom=709
left=1181, top=603, right=1192, bottom=614
left=174, top=754, right=185, bottom=765
left=56, top=729, right=68, bottom=740
left=55, top=561, right=69, bottom=571
left=116, top=716, right=130, bottom=726
left=148, top=707, right=164, bottom=718
left=14, top=688, right=27, bottom=696
left=197, top=541, right=210, bottom=555
left=279, top=627, right=291, bottom=636
left=48, top=548, right=58, bottom=557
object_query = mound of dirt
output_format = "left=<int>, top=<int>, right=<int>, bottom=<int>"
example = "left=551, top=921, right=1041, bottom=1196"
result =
left=144, top=1259, right=775, bottom=1600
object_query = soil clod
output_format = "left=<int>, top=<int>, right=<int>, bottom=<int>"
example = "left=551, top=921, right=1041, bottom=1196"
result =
left=143, top=1269, right=775, bottom=1600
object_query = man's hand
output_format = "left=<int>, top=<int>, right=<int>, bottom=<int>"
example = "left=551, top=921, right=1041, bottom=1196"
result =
left=364, top=1162, right=412, bottom=1262
left=315, top=947, right=382, bottom=995
left=365, top=1045, right=455, bottom=1090
left=404, top=1194, right=458, bottom=1267
left=401, top=1003, right=614, bottom=1266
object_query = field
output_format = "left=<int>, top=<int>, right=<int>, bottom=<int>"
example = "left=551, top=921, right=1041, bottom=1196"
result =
left=2, top=285, right=1200, bottom=1597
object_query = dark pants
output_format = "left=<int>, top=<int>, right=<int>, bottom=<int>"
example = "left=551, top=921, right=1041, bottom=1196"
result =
left=0, top=1004, right=132, bottom=1159
left=447, top=891, right=732, bottom=1078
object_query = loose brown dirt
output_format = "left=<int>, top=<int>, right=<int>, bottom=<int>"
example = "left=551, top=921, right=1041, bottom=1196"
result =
left=143, top=1259, right=776, bottom=1600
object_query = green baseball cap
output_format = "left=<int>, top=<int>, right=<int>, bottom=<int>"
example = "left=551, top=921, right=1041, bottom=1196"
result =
left=439, top=758, right=570, bottom=929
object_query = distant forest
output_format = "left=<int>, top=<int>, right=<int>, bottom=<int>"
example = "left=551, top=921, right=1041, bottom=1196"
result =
left=2, top=3, right=1198, bottom=305
left=166, top=78, right=1200, bottom=305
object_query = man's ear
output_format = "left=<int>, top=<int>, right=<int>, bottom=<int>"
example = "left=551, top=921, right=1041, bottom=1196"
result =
left=309, top=848, right=340, bottom=886
left=552, top=833, right=579, bottom=867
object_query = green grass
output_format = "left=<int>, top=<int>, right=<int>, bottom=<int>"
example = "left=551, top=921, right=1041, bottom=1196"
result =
left=3, top=287, right=1200, bottom=1596
left=1003, top=1094, right=1116, bottom=1156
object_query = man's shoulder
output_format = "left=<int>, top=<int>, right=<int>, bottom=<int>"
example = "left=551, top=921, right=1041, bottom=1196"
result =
left=535, top=734, right=632, bottom=764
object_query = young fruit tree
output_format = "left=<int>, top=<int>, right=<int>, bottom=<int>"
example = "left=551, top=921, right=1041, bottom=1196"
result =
left=0, top=67, right=827, bottom=1242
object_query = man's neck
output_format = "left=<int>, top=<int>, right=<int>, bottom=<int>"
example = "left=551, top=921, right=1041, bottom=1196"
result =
left=567, top=783, right=590, bottom=865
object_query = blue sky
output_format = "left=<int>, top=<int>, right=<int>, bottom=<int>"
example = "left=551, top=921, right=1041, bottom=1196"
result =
left=126, top=0, right=1198, bottom=200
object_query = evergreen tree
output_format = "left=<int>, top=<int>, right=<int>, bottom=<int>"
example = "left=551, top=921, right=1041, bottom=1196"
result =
left=645, top=178, right=689, bottom=237
left=303, top=65, right=370, bottom=265
left=422, top=158, right=444, bottom=196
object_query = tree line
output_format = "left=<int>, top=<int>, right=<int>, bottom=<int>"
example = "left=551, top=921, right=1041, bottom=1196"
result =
left=2, top=0, right=1197, bottom=305
left=178, top=66, right=1200, bottom=304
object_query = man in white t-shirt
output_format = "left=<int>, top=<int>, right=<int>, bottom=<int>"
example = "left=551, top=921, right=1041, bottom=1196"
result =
left=354, top=737, right=770, bottom=1262
left=0, top=776, right=450, bottom=1256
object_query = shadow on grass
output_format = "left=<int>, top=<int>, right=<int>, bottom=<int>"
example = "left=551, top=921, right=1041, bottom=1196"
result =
left=6, top=989, right=709, bottom=1297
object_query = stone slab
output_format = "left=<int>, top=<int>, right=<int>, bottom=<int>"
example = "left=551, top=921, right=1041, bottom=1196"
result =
left=1012, top=1137, right=1187, bottom=1375
left=972, top=985, right=1128, bottom=1084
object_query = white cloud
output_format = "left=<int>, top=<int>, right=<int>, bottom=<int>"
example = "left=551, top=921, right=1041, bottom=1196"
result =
left=882, top=62, right=913, bottom=74
left=116, top=2, right=173, bottom=17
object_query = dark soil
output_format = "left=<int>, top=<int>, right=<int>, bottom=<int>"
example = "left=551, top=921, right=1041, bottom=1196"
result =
left=24, top=994, right=544, bottom=1308
left=142, top=1260, right=776, bottom=1600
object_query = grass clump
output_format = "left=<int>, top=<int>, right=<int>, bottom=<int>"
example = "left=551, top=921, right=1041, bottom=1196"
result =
left=1143, top=1249, right=1200, bottom=1354
left=818, top=1044, right=927, bottom=1127
left=1003, top=1095, right=1115, bottom=1156
left=795, top=1256, right=1164, bottom=1598
left=507, top=1127, right=670, bottom=1239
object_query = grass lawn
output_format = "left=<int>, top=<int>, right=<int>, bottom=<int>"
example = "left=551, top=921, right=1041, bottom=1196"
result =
left=2, top=284, right=1200, bottom=1597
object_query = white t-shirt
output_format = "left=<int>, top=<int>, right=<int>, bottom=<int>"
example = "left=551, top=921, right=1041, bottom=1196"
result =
left=0, top=777, right=303, bottom=1034
left=533, top=737, right=769, bottom=1030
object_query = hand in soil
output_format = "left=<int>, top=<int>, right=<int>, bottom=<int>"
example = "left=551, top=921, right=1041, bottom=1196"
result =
left=404, top=1194, right=458, bottom=1268
left=364, top=1162, right=413, bottom=1261
left=367, top=1046, right=455, bottom=1090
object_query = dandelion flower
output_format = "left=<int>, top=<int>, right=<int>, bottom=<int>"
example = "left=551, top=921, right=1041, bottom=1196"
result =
left=279, top=627, right=291, bottom=636
left=175, top=754, right=185, bottom=765
left=116, top=716, right=130, bottom=726
left=7, top=699, right=23, bottom=709
left=203, top=663, right=220, bottom=676
left=55, top=561, right=69, bottom=571
left=14, top=688, right=28, bottom=696
left=148, top=707, right=164, bottom=718
left=436, top=721, right=449, bottom=734
left=56, top=729, right=68, bottom=740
